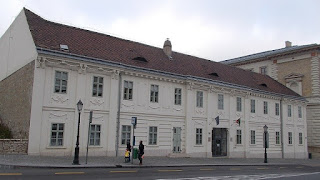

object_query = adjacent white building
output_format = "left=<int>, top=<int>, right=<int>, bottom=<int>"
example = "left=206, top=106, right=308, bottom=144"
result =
left=0, top=8, right=308, bottom=158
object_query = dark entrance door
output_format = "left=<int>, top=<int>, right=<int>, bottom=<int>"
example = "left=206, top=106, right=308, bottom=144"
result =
left=212, top=128, right=227, bottom=156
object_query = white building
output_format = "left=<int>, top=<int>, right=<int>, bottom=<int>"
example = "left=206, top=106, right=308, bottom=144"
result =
left=0, top=9, right=308, bottom=158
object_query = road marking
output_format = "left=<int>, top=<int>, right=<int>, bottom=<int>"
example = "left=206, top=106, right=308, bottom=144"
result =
left=279, top=167, right=287, bottom=169
left=200, top=168, right=215, bottom=171
left=296, top=166, right=304, bottom=168
left=257, top=167, right=269, bottom=170
left=158, top=169, right=183, bottom=172
left=110, top=170, right=137, bottom=173
left=55, top=172, right=85, bottom=175
left=0, top=173, right=22, bottom=176
left=230, top=168, right=241, bottom=170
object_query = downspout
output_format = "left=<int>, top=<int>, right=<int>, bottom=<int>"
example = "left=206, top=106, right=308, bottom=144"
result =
left=115, top=72, right=122, bottom=157
left=280, top=98, right=284, bottom=158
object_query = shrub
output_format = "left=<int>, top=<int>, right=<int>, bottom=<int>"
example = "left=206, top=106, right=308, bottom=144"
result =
left=0, top=123, right=12, bottom=139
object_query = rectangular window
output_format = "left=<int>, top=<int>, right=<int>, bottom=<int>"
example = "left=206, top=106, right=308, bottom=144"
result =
left=237, top=130, right=242, bottom=144
left=54, top=71, right=68, bottom=93
left=288, top=105, right=292, bottom=117
left=263, top=101, right=268, bottom=114
left=92, top=76, right=103, bottom=97
left=196, top=128, right=202, bottom=145
left=299, top=132, right=303, bottom=144
left=150, top=85, right=159, bottom=103
left=260, top=66, right=267, bottom=75
left=236, top=97, right=242, bottom=112
left=174, top=88, right=182, bottom=105
left=121, top=125, right=131, bottom=145
left=276, top=131, right=280, bottom=145
left=149, top=126, right=158, bottom=145
left=288, top=132, right=293, bottom=145
left=251, top=130, right=255, bottom=144
left=50, top=123, right=64, bottom=146
left=275, top=103, right=280, bottom=116
left=89, top=124, right=101, bottom=146
left=124, top=80, right=133, bottom=100
left=218, top=94, right=224, bottom=110
left=196, top=91, right=203, bottom=108
left=251, top=99, right=255, bottom=113
left=298, top=106, right=302, bottom=118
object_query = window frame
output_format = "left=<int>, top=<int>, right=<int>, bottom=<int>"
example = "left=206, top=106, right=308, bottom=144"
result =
left=89, top=124, right=101, bottom=146
left=150, top=84, right=159, bottom=103
left=123, top=80, right=133, bottom=100
left=92, top=76, right=104, bottom=97
left=250, top=130, right=255, bottom=145
left=54, top=71, right=68, bottom=94
left=50, top=123, right=64, bottom=146
left=149, top=126, right=158, bottom=145
left=236, top=129, right=242, bottom=145
left=288, top=105, right=292, bottom=117
left=121, top=125, right=131, bottom=145
left=276, top=131, right=280, bottom=145
left=298, top=106, right=302, bottom=118
left=275, top=103, right=280, bottom=116
left=299, top=132, right=303, bottom=145
left=260, top=66, right=267, bottom=75
left=218, top=94, right=224, bottom=110
left=236, top=97, right=242, bottom=112
left=288, top=132, right=293, bottom=145
left=196, top=128, right=203, bottom=145
left=174, top=88, right=182, bottom=105
left=263, top=101, right=268, bottom=114
left=196, top=91, right=203, bottom=108
left=250, top=99, right=255, bottom=113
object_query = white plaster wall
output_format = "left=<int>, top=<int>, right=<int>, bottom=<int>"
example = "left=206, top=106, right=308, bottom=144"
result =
left=0, top=9, right=37, bottom=81
left=28, top=55, right=308, bottom=158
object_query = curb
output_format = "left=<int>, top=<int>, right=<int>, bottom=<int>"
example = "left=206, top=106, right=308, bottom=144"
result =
left=0, top=163, right=298, bottom=169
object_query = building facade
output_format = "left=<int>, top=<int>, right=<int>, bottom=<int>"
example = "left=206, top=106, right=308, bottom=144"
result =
left=0, top=9, right=308, bottom=158
left=222, top=41, right=320, bottom=157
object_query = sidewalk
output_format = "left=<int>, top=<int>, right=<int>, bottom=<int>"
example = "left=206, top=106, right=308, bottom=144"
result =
left=1, top=155, right=320, bottom=168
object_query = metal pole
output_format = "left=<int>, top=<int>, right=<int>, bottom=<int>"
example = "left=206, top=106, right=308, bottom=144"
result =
left=131, top=125, right=134, bottom=164
left=73, top=111, right=81, bottom=165
left=264, top=131, right=267, bottom=163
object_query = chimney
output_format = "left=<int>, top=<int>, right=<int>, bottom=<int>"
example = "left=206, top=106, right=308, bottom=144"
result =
left=285, top=41, right=292, bottom=48
left=163, top=38, right=172, bottom=58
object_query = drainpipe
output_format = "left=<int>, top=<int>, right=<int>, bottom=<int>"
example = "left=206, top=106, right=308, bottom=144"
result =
left=115, top=72, right=122, bottom=157
left=280, top=98, right=284, bottom=158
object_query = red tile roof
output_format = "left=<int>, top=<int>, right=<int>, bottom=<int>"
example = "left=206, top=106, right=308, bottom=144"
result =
left=24, top=8, right=300, bottom=97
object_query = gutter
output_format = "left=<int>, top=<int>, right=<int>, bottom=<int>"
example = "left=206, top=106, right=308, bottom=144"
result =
left=280, top=98, right=284, bottom=158
left=36, top=47, right=306, bottom=102
left=115, top=72, right=122, bottom=157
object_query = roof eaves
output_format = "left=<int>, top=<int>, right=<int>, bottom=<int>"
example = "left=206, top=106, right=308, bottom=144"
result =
left=37, top=47, right=304, bottom=101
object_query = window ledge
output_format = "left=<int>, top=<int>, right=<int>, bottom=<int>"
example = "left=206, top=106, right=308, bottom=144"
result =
left=194, top=145, right=204, bottom=147
left=89, top=146, right=103, bottom=148
left=146, top=145, right=159, bottom=147
left=46, top=146, right=67, bottom=149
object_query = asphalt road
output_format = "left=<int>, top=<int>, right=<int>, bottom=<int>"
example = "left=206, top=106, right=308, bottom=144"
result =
left=0, top=165, right=319, bottom=180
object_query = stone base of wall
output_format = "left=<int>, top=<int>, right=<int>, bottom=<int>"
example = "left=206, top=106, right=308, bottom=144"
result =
left=0, top=139, right=28, bottom=154
left=309, top=146, right=320, bottom=158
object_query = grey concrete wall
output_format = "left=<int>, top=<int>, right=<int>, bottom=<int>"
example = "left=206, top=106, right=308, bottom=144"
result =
left=0, top=139, right=28, bottom=154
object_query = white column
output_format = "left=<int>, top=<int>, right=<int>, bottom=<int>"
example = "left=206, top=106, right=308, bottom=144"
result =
left=185, top=82, right=194, bottom=155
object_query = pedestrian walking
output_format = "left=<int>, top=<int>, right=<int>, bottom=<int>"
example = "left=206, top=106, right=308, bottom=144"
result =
left=138, top=140, right=144, bottom=165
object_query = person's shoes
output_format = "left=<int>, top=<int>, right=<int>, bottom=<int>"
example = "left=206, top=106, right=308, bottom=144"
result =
left=139, top=163, right=142, bottom=165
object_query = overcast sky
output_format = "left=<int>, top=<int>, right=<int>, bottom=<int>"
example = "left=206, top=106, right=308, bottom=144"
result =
left=1, top=0, right=319, bottom=61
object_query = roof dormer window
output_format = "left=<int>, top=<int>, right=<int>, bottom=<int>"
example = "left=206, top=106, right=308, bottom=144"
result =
left=132, top=56, right=147, bottom=62
left=209, top=72, right=219, bottom=77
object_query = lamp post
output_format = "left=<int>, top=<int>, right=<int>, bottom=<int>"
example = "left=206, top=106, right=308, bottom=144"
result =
left=263, top=125, right=268, bottom=163
left=73, top=100, right=83, bottom=165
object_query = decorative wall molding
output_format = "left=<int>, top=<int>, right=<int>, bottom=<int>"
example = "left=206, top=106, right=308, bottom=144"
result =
left=149, top=105, right=160, bottom=109
left=90, top=98, right=104, bottom=106
left=51, top=95, right=69, bottom=104
left=49, top=112, right=68, bottom=120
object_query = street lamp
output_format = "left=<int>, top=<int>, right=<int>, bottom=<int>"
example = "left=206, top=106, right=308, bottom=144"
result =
left=263, top=125, right=268, bottom=163
left=73, top=100, right=83, bottom=165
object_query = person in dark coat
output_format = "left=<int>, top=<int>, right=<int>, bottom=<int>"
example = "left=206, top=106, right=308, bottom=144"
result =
left=138, top=140, right=144, bottom=165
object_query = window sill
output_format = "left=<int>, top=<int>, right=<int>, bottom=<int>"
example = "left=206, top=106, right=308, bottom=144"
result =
left=46, top=146, right=67, bottom=149
left=194, top=145, right=204, bottom=147
left=88, top=146, right=103, bottom=148
left=147, top=145, right=159, bottom=147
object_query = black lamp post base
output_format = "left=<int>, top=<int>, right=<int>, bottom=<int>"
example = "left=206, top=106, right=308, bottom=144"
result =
left=73, top=147, right=80, bottom=165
